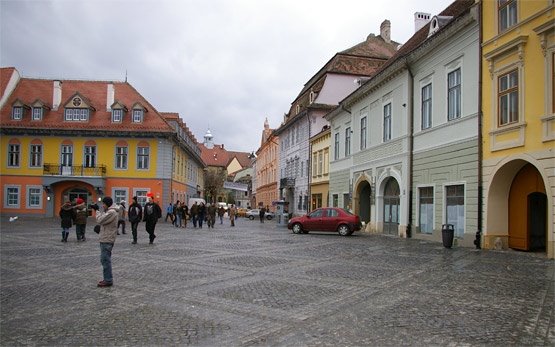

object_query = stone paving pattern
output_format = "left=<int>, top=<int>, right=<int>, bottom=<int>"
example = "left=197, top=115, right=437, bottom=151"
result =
left=0, top=216, right=553, bottom=346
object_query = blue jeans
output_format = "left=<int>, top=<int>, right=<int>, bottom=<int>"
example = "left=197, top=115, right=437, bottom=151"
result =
left=100, top=243, right=114, bottom=283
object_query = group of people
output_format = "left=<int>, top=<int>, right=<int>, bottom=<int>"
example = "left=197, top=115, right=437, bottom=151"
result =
left=165, top=202, right=238, bottom=228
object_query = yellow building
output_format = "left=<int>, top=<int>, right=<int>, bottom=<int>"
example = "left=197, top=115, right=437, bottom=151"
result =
left=481, top=0, right=554, bottom=258
left=0, top=67, right=205, bottom=217
left=254, top=118, right=279, bottom=212
left=309, top=125, right=330, bottom=212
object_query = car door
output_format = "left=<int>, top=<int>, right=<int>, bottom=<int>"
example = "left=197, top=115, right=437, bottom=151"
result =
left=304, top=209, right=324, bottom=231
left=323, top=208, right=339, bottom=231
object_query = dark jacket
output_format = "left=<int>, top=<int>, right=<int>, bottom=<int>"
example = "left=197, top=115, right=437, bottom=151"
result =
left=143, top=202, right=162, bottom=223
left=74, top=203, right=89, bottom=225
left=128, top=202, right=143, bottom=223
left=60, top=203, right=75, bottom=228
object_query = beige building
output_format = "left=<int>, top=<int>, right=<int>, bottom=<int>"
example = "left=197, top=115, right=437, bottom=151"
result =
left=310, top=125, right=331, bottom=211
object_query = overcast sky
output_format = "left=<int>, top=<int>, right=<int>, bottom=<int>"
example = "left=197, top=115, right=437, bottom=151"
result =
left=1, top=0, right=452, bottom=153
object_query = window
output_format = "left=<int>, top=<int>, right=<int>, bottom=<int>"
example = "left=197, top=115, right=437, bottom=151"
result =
left=27, top=187, right=41, bottom=208
left=498, top=69, right=518, bottom=126
left=312, top=193, right=322, bottom=210
left=334, top=133, right=340, bottom=160
left=134, top=190, right=148, bottom=206
left=64, top=108, right=89, bottom=121
left=421, top=84, right=432, bottom=130
left=116, top=146, right=128, bottom=169
left=343, top=193, right=350, bottom=210
left=30, top=144, right=42, bottom=167
left=32, top=107, right=43, bottom=120
left=383, top=103, right=392, bottom=141
left=447, top=68, right=461, bottom=120
left=12, top=106, right=22, bottom=120
left=8, top=144, right=20, bottom=167
left=61, top=145, right=73, bottom=166
left=360, top=115, right=367, bottom=150
left=114, top=189, right=127, bottom=204
left=112, top=109, right=123, bottom=122
left=132, top=109, right=143, bottom=123
left=298, top=195, right=302, bottom=210
left=137, top=146, right=149, bottom=169
left=345, top=127, right=351, bottom=156
left=419, top=187, right=434, bottom=234
left=6, top=186, right=19, bottom=207
left=332, top=194, right=338, bottom=207
left=318, top=152, right=323, bottom=176
left=446, top=184, right=465, bottom=237
left=84, top=146, right=96, bottom=168
left=312, top=153, right=318, bottom=177
left=498, top=0, right=517, bottom=32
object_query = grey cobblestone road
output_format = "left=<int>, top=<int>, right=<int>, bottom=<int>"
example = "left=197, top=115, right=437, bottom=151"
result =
left=1, top=216, right=553, bottom=346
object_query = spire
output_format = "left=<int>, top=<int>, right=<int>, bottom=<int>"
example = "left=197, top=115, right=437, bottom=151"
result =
left=204, top=128, right=214, bottom=149
left=264, top=117, right=269, bottom=130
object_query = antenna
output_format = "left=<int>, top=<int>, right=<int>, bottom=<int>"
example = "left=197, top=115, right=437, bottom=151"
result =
left=125, top=69, right=128, bottom=82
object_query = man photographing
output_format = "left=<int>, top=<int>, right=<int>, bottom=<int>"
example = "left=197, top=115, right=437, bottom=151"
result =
left=92, top=196, right=119, bottom=287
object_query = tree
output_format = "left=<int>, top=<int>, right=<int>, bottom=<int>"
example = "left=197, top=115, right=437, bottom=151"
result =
left=203, top=167, right=226, bottom=203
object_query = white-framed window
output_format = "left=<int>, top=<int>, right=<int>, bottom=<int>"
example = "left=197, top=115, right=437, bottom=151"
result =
left=116, top=146, right=128, bottom=169
left=30, top=144, right=42, bottom=167
left=12, top=106, right=22, bottom=120
left=27, top=186, right=42, bottom=208
left=312, top=153, right=318, bottom=177
left=334, top=132, right=340, bottom=160
left=498, top=0, right=517, bottom=33
left=445, top=184, right=465, bottom=237
left=137, top=146, right=149, bottom=170
left=133, top=109, right=143, bottom=123
left=422, top=83, right=432, bottom=130
left=383, top=103, right=392, bottom=141
left=360, top=114, right=367, bottom=150
left=32, top=107, right=43, bottom=120
left=345, top=127, right=351, bottom=156
left=318, top=151, right=323, bottom=176
left=64, top=108, right=89, bottom=121
left=133, top=189, right=149, bottom=207
left=498, top=69, right=519, bottom=126
left=112, top=109, right=123, bottom=123
left=113, top=189, right=128, bottom=204
left=84, top=146, right=96, bottom=168
left=418, top=186, right=434, bottom=234
left=5, top=186, right=20, bottom=208
left=61, top=145, right=73, bottom=167
left=8, top=144, right=20, bottom=167
left=447, top=68, right=461, bottom=120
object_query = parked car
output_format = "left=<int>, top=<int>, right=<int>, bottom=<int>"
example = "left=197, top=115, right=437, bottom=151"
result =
left=245, top=209, right=275, bottom=220
left=236, top=207, right=248, bottom=217
left=287, top=207, right=361, bottom=236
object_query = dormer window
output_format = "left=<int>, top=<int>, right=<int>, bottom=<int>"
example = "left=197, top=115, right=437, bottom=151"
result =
left=30, top=100, right=50, bottom=121
left=63, top=93, right=94, bottom=122
left=427, top=16, right=453, bottom=38
left=112, top=109, right=123, bottom=123
left=296, top=104, right=301, bottom=115
left=12, top=106, right=23, bottom=120
left=132, top=109, right=143, bottom=123
left=32, top=107, right=42, bottom=120
left=309, top=91, right=317, bottom=104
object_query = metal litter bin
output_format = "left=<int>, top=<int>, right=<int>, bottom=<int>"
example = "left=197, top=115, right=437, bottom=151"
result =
left=442, top=224, right=454, bottom=248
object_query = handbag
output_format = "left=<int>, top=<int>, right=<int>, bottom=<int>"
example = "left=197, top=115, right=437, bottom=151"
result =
left=94, top=225, right=101, bottom=234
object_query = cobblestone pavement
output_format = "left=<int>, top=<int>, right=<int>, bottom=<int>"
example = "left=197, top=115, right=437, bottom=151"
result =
left=1, top=216, right=553, bottom=346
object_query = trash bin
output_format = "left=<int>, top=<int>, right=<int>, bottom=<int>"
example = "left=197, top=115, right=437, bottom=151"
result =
left=442, top=224, right=454, bottom=248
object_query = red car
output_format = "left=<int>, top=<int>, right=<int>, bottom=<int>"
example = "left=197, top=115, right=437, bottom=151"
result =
left=287, top=207, right=362, bottom=236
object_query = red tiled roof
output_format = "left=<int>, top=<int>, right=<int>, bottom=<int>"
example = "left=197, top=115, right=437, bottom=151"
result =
left=0, top=73, right=173, bottom=133
left=0, top=67, right=16, bottom=100
left=199, top=143, right=230, bottom=168
left=227, top=151, right=253, bottom=168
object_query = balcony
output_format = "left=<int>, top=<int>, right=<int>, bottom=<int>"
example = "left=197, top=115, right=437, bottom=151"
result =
left=280, top=177, right=295, bottom=189
left=43, top=164, right=107, bottom=177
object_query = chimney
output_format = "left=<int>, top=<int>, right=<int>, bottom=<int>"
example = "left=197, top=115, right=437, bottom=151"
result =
left=380, top=20, right=391, bottom=43
left=52, top=80, right=62, bottom=111
left=106, top=83, right=114, bottom=111
left=414, top=12, right=431, bottom=32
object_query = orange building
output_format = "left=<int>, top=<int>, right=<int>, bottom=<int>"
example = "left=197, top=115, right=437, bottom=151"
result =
left=254, top=118, right=279, bottom=212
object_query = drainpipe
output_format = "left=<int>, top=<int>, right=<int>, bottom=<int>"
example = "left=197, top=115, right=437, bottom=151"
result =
left=407, top=60, right=414, bottom=238
left=474, top=1, right=483, bottom=249
left=306, top=110, right=311, bottom=214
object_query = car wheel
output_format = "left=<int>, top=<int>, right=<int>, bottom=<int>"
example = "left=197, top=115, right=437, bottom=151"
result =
left=266, top=215, right=273, bottom=220
left=337, top=224, right=351, bottom=236
left=248, top=215, right=254, bottom=220
left=292, top=223, right=302, bottom=234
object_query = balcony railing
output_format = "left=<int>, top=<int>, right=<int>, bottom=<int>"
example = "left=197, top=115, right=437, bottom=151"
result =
left=43, top=164, right=107, bottom=177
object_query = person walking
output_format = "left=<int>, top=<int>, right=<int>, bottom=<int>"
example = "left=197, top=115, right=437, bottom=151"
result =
left=74, top=198, right=88, bottom=241
left=217, top=206, right=225, bottom=224
left=59, top=200, right=75, bottom=242
left=190, top=202, right=199, bottom=228
left=229, top=204, right=236, bottom=227
left=259, top=206, right=266, bottom=223
left=175, top=201, right=183, bottom=228
left=143, top=193, right=162, bottom=244
left=207, top=203, right=217, bottom=228
left=165, top=202, right=174, bottom=223
left=128, top=196, right=143, bottom=244
left=181, top=203, right=189, bottom=228
left=198, top=202, right=206, bottom=229
left=93, top=196, right=118, bottom=287
left=117, top=200, right=127, bottom=235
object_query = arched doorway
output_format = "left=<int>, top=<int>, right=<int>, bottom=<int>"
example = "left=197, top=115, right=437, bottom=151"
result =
left=357, top=181, right=371, bottom=223
left=383, top=177, right=400, bottom=235
left=509, top=164, right=547, bottom=251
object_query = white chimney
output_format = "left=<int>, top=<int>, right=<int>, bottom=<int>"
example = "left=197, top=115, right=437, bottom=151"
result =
left=380, top=20, right=391, bottom=43
left=52, top=80, right=62, bottom=111
left=106, top=83, right=114, bottom=111
left=414, top=12, right=431, bottom=32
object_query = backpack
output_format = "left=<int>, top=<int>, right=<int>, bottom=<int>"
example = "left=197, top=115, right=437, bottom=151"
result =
left=128, top=206, right=140, bottom=222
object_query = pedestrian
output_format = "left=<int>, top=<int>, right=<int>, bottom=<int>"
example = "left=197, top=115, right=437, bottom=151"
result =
left=93, top=196, right=119, bottom=287
left=74, top=198, right=88, bottom=241
left=218, top=206, right=225, bottom=224
left=172, top=201, right=178, bottom=226
left=207, top=203, right=217, bottom=228
left=229, top=204, right=236, bottom=227
left=165, top=202, right=174, bottom=223
left=117, top=200, right=127, bottom=235
left=143, top=192, right=162, bottom=244
left=175, top=200, right=183, bottom=228
left=59, top=200, right=75, bottom=242
left=181, top=203, right=189, bottom=228
left=198, top=202, right=206, bottom=228
left=190, top=202, right=199, bottom=228
left=259, top=205, right=266, bottom=223
left=128, top=196, right=143, bottom=244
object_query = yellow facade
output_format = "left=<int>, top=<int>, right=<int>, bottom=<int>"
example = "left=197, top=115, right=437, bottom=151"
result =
left=310, top=128, right=330, bottom=211
left=481, top=0, right=554, bottom=258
